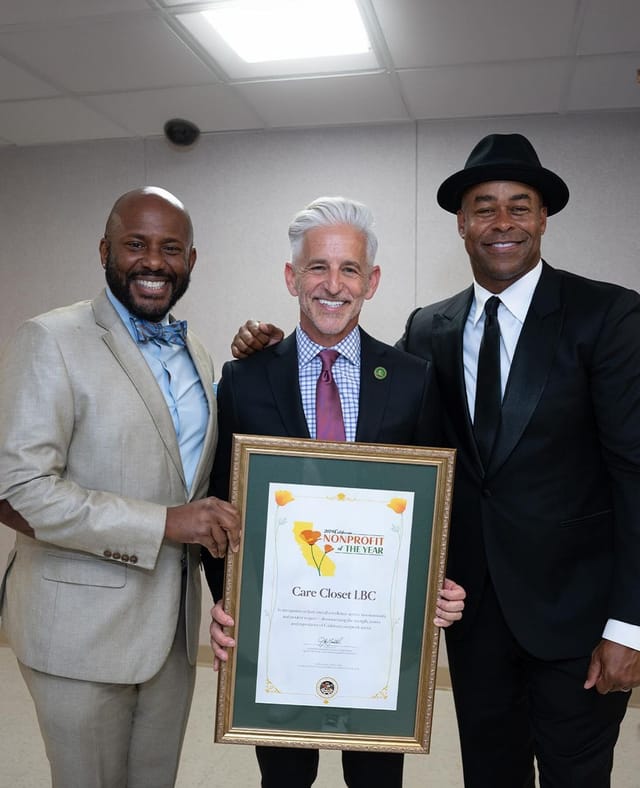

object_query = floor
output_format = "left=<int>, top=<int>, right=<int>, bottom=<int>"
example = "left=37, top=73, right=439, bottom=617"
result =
left=1, top=645, right=638, bottom=787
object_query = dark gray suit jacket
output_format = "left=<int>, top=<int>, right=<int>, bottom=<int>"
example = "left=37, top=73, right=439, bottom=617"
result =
left=203, top=327, right=441, bottom=599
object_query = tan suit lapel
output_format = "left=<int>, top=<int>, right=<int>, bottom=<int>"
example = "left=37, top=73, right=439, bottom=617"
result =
left=186, top=333, right=216, bottom=501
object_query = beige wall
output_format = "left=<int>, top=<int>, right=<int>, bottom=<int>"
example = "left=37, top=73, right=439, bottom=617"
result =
left=1, top=111, right=639, bottom=650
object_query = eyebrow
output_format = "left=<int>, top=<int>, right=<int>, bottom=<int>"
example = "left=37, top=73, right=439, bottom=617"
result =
left=306, top=258, right=364, bottom=266
left=123, top=233, right=185, bottom=243
left=472, top=192, right=533, bottom=204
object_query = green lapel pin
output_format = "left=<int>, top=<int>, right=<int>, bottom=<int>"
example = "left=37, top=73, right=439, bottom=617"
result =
left=374, top=366, right=387, bottom=380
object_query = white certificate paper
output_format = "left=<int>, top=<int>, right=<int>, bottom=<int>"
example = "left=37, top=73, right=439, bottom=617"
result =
left=255, top=482, right=415, bottom=710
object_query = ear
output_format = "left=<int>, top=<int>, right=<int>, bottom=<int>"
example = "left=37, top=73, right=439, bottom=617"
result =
left=188, top=246, right=197, bottom=272
left=364, top=265, right=381, bottom=301
left=540, top=206, right=548, bottom=236
left=99, top=237, right=109, bottom=269
left=284, top=262, right=298, bottom=296
left=457, top=210, right=466, bottom=238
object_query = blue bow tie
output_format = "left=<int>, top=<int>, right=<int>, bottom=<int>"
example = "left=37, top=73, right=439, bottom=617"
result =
left=132, top=317, right=187, bottom=346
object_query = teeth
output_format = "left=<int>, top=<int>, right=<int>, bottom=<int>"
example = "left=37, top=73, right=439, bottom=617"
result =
left=491, top=242, right=517, bottom=248
left=318, top=299, right=345, bottom=308
left=137, top=279, right=166, bottom=290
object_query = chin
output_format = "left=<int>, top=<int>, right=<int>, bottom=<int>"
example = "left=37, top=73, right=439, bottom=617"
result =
left=130, top=299, right=171, bottom=321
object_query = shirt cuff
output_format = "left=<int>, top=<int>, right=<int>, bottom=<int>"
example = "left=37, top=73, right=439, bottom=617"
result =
left=602, top=619, right=640, bottom=650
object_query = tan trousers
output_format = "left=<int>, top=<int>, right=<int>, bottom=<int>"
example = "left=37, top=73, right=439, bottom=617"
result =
left=18, top=600, right=195, bottom=788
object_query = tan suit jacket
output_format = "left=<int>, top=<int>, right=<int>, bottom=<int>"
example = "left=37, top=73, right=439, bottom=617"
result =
left=0, top=290, right=216, bottom=683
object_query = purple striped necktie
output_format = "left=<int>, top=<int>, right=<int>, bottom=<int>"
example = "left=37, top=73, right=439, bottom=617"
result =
left=315, top=349, right=346, bottom=441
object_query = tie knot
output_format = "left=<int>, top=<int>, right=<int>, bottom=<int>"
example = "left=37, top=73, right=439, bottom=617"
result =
left=485, top=296, right=500, bottom=319
left=132, top=317, right=187, bottom=346
left=318, top=348, right=339, bottom=371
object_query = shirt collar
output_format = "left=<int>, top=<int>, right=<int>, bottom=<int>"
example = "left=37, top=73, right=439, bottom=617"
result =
left=295, top=325, right=361, bottom=368
left=470, top=260, right=542, bottom=326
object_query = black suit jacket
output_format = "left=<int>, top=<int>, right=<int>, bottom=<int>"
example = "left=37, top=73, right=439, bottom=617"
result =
left=398, top=261, right=640, bottom=659
left=203, top=328, right=441, bottom=600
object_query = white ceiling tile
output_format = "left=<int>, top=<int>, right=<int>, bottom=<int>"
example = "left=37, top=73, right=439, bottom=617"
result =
left=372, top=0, right=579, bottom=67
left=0, top=15, right=216, bottom=93
left=84, top=84, right=265, bottom=136
left=568, top=54, right=640, bottom=111
left=399, top=60, right=571, bottom=120
left=0, top=55, right=60, bottom=100
left=0, top=97, right=132, bottom=145
left=235, top=73, right=410, bottom=128
left=0, top=0, right=150, bottom=26
left=0, top=2, right=638, bottom=146
left=578, top=0, right=640, bottom=54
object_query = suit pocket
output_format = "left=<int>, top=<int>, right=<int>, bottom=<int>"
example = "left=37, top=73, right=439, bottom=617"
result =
left=559, top=509, right=612, bottom=529
left=42, top=552, right=126, bottom=588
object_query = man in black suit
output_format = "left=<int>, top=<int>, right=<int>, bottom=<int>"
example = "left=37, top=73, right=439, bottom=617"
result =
left=230, top=137, right=640, bottom=787
left=203, top=196, right=465, bottom=788
left=396, top=134, right=640, bottom=787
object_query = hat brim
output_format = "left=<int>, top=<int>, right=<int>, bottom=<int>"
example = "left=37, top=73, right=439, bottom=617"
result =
left=437, top=164, right=569, bottom=216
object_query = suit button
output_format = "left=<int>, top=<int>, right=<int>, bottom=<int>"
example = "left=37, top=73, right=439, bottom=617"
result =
left=103, top=550, right=112, bottom=558
left=121, top=554, right=130, bottom=562
left=112, top=552, right=121, bottom=560
left=129, top=555, right=138, bottom=564
left=482, top=488, right=492, bottom=498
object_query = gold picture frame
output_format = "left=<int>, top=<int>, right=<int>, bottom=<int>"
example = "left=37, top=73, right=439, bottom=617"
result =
left=215, top=434, right=455, bottom=754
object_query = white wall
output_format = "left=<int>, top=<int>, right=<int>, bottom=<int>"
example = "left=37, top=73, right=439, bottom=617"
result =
left=1, top=111, right=639, bottom=648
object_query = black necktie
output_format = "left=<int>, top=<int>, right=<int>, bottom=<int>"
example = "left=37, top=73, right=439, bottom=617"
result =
left=474, top=296, right=501, bottom=466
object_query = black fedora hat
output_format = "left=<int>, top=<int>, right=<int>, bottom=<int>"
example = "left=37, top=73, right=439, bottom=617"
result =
left=437, top=133, right=569, bottom=216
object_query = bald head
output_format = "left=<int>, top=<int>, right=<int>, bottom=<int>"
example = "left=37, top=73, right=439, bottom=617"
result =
left=105, top=187, right=194, bottom=247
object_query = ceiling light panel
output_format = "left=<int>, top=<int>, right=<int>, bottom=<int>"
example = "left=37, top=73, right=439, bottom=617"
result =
left=203, top=0, right=370, bottom=62
left=176, top=0, right=380, bottom=79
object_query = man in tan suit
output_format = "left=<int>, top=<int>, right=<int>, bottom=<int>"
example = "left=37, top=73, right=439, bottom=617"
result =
left=0, top=187, right=240, bottom=788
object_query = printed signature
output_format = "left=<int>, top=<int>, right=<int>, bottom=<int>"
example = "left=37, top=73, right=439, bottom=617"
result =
left=318, top=636, right=343, bottom=649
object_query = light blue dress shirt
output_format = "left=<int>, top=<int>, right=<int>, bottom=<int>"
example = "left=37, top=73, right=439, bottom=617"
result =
left=106, top=288, right=208, bottom=493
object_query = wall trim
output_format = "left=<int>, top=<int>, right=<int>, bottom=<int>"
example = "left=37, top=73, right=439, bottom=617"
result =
left=1, top=633, right=636, bottom=708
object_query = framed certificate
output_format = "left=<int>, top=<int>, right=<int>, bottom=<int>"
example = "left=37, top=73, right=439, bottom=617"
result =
left=215, top=434, right=455, bottom=754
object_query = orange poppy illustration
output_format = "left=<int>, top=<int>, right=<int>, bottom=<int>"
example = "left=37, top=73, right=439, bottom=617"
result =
left=294, top=524, right=335, bottom=576
left=300, top=529, right=322, bottom=546
left=387, top=497, right=407, bottom=514
left=275, top=489, right=294, bottom=507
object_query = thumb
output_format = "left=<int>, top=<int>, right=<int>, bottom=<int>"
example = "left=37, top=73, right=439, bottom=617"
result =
left=260, top=323, right=285, bottom=345
left=584, top=651, right=601, bottom=690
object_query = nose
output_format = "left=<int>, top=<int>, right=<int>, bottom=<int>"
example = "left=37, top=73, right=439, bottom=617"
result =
left=142, top=244, right=165, bottom=270
left=324, top=268, right=343, bottom=294
left=493, top=207, right=514, bottom=231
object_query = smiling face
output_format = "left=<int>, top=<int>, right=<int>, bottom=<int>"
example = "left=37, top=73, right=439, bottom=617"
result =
left=100, top=191, right=196, bottom=321
left=457, top=181, right=547, bottom=293
left=284, top=223, right=380, bottom=346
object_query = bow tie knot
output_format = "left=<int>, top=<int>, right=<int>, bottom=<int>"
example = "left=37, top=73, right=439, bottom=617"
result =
left=132, top=317, right=187, bottom=346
